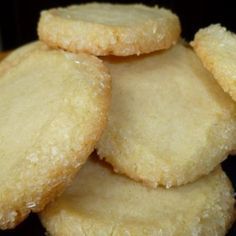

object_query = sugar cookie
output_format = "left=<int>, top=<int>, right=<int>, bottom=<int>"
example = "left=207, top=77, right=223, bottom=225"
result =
left=38, top=3, right=180, bottom=56
left=97, top=43, right=236, bottom=187
left=191, top=24, right=236, bottom=102
left=0, top=46, right=110, bottom=229
left=41, top=156, right=235, bottom=236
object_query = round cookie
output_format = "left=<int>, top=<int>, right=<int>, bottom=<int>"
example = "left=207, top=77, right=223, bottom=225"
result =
left=40, top=156, right=235, bottom=236
left=191, top=24, right=236, bottom=102
left=97, top=42, right=236, bottom=188
left=0, top=46, right=111, bottom=229
left=38, top=3, right=181, bottom=56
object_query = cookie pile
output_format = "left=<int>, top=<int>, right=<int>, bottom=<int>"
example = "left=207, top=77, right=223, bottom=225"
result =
left=0, top=3, right=235, bottom=235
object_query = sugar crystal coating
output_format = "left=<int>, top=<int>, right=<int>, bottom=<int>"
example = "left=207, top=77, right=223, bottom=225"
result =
left=0, top=42, right=111, bottom=229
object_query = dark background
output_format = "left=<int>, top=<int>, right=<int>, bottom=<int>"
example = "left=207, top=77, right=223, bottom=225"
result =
left=0, top=0, right=235, bottom=235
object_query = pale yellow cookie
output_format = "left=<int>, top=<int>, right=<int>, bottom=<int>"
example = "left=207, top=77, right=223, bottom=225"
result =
left=191, top=24, right=236, bottom=102
left=97, top=42, right=236, bottom=188
left=0, top=45, right=111, bottom=229
left=40, top=156, right=235, bottom=236
left=38, top=3, right=181, bottom=56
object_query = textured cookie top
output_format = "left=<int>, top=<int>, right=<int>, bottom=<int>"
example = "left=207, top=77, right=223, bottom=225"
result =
left=41, top=157, right=235, bottom=236
left=53, top=3, right=174, bottom=26
left=0, top=44, right=111, bottom=229
left=191, top=24, right=236, bottom=102
left=38, top=3, right=180, bottom=56
left=97, top=42, right=236, bottom=188
left=0, top=41, right=44, bottom=76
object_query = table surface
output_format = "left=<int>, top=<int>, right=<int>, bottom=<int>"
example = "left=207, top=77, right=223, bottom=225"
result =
left=0, top=51, right=235, bottom=236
